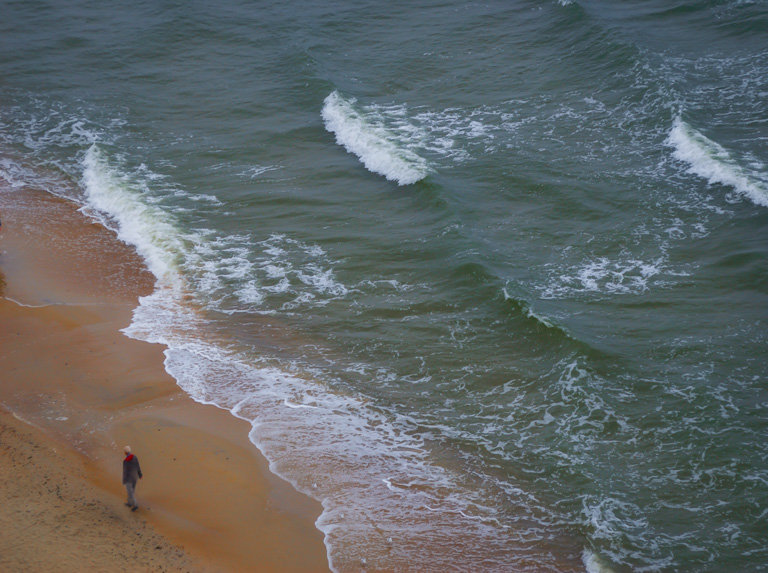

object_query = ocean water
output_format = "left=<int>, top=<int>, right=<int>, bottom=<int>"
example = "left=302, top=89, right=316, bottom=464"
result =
left=1, top=1, right=767, bottom=570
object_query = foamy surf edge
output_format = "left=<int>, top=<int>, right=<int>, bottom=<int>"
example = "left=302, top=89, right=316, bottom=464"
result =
left=81, top=144, right=184, bottom=287
left=322, top=90, right=430, bottom=186
left=79, top=145, right=530, bottom=572
left=582, top=548, right=615, bottom=573
left=667, top=117, right=768, bottom=208
left=78, top=147, right=340, bottom=571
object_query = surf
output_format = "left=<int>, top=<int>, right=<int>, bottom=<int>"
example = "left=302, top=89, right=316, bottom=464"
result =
left=322, top=91, right=430, bottom=186
left=666, top=117, right=768, bottom=208
left=81, top=145, right=185, bottom=287
left=76, top=141, right=549, bottom=573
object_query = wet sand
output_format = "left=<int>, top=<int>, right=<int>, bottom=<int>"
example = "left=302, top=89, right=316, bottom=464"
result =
left=0, top=187, right=330, bottom=572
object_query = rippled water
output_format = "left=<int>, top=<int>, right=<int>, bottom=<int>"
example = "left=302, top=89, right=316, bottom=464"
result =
left=1, top=1, right=767, bottom=570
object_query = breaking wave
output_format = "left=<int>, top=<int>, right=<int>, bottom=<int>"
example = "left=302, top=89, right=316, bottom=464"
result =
left=322, top=91, right=430, bottom=186
left=81, top=145, right=184, bottom=286
left=76, top=141, right=558, bottom=572
left=667, top=117, right=768, bottom=208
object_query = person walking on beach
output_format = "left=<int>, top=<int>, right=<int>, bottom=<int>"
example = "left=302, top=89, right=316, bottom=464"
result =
left=122, top=445, right=143, bottom=511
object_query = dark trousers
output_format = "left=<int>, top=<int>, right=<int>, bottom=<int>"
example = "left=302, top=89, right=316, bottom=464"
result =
left=125, top=481, right=137, bottom=508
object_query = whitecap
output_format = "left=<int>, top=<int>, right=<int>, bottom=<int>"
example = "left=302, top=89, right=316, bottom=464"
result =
left=322, top=91, right=430, bottom=185
left=80, top=145, right=184, bottom=287
left=582, top=548, right=615, bottom=573
left=541, top=255, right=670, bottom=299
left=667, top=117, right=768, bottom=208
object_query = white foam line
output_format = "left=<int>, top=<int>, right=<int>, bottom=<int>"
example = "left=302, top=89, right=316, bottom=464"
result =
left=2, top=296, right=109, bottom=309
left=283, top=399, right=318, bottom=409
left=667, top=117, right=768, bottom=208
left=81, top=145, right=184, bottom=287
left=0, top=402, right=43, bottom=432
left=322, top=91, right=430, bottom=186
left=582, top=548, right=616, bottom=573
left=3, top=297, right=59, bottom=308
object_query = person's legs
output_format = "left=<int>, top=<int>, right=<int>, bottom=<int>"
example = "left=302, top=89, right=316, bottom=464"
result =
left=125, top=481, right=137, bottom=509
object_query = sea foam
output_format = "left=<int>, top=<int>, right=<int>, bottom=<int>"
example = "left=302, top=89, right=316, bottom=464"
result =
left=78, top=143, right=532, bottom=572
left=667, top=117, right=768, bottom=208
left=582, top=549, right=615, bottom=573
left=322, top=91, right=430, bottom=185
left=81, top=145, right=184, bottom=286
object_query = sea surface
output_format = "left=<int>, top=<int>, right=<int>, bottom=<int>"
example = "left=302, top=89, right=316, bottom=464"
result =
left=1, top=1, right=767, bottom=570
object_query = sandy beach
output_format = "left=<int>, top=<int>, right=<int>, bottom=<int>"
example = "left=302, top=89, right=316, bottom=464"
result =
left=0, top=187, right=330, bottom=572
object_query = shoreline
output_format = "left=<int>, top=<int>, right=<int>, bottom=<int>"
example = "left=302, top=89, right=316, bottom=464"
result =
left=0, top=186, right=330, bottom=571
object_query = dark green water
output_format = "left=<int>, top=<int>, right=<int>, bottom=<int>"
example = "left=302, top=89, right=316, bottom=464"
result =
left=1, top=1, right=767, bottom=570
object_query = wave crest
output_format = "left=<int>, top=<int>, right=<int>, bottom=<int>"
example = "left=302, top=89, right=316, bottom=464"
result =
left=81, top=145, right=184, bottom=286
left=667, top=117, right=768, bottom=208
left=322, top=91, right=430, bottom=186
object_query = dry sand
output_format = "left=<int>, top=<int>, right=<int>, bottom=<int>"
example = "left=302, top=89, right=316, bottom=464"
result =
left=0, top=406, right=199, bottom=572
left=0, top=187, right=330, bottom=572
